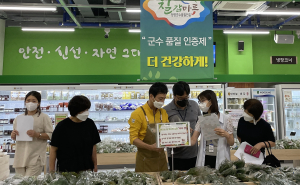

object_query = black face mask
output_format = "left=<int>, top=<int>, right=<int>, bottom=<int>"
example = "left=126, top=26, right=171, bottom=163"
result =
left=177, top=99, right=189, bottom=107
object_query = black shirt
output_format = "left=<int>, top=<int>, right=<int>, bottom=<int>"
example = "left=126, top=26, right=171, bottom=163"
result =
left=50, top=118, right=101, bottom=172
left=237, top=117, right=275, bottom=153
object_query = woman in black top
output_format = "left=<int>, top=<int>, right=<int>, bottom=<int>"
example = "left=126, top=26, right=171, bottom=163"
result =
left=237, top=99, right=275, bottom=156
left=49, top=95, right=101, bottom=173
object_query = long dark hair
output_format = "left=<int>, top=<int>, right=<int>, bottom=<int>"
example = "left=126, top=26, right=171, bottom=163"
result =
left=198, top=90, right=219, bottom=115
left=25, top=91, right=41, bottom=116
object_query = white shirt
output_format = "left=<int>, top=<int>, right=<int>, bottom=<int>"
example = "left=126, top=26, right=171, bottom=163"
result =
left=195, top=113, right=233, bottom=169
left=13, top=112, right=53, bottom=168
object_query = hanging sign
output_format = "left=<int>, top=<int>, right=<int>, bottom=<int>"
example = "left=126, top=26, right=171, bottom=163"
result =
left=140, top=0, right=214, bottom=80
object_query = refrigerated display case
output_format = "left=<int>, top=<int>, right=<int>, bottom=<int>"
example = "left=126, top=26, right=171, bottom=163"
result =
left=0, top=84, right=225, bottom=154
left=275, top=84, right=300, bottom=139
left=252, top=88, right=278, bottom=139
left=225, top=88, right=251, bottom=129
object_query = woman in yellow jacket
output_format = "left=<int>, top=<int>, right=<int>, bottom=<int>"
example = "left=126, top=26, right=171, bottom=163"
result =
left=128, top=82, right=169, bottom=172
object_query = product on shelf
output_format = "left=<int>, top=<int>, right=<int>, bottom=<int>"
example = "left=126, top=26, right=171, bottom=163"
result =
left=47, top=90, right=54, bottom=100
left=0, top=95, right=9, bottom=101
left=97, top=125, right=108, bottom=133
left=18, top=91, right=27, bottom=101
left=54, top=91, right=62, bottom=100
left=61, top=90, right=69, bottom=100
left=10, top=91, right=19, bottom=101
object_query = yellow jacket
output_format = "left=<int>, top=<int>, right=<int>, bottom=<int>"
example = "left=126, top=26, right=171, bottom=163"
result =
left=128, top=102, right=169, bottom=144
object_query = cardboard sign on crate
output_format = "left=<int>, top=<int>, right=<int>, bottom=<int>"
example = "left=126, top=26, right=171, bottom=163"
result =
left=156, top=122, right=191, bottom=148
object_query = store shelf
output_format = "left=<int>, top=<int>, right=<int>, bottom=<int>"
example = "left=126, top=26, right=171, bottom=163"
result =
left=0, top=136, right=12, bottom=138
left=100, top=132, right=129, bottom=135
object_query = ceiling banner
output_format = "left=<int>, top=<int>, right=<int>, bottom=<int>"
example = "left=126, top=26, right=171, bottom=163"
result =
left=140, top=0, right=214, bottom=80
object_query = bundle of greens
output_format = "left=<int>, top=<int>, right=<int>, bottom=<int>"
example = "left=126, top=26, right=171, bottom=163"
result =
left=96, top=138, right=137, bottom=154
left=0, top=169, right=157, bottom=185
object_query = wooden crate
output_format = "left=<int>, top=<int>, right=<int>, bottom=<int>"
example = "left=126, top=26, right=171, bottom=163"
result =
left=97, top=153, right=136, bottom=165
left=230, top=149, right=300, bottom=161
left=97, top=151, right=168, bottom=166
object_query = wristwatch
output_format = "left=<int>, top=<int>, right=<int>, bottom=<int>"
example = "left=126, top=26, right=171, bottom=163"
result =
left=38, top=133, right=42, bottom=138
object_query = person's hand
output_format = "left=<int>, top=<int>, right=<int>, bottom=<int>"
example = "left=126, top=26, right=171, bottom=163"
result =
left=190, top=128, right=194, bottom=134
left=150, top=143, right=164, bottom=153
left=214, top=128, right=229, bottom=138
left=250, top=143, right=263, bottom=155
left=11, top=130, right=19, bottom=140
left=93, top=166, right=98, bottom=172
left=27, top=130, right=38, bottom=138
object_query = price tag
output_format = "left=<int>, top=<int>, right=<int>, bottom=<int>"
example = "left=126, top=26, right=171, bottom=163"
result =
left=207, top=86, right=214, bottom=89
left=126, top=86, right=133, bottom=89
left=114, top=87, right=121, bottom=89
left=68, top=87, right=75, bottom=90
left=196, top=86, right=204, bottom=89
left=13, top=87, right=22, bottom=90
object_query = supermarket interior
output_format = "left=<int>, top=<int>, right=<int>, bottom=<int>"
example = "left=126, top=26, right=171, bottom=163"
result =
left=1, top=0, right=300, bottom=184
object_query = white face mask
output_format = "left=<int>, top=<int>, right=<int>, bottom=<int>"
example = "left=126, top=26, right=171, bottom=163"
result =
left=199, top=101, right=210, bottom=112
left=243, top=112, right=257, bottom=125
left=153, top=100, right=164, bottom=109
left=77, top=111, right=89, bottom=121
left=26, top=102, right=38, bottom=111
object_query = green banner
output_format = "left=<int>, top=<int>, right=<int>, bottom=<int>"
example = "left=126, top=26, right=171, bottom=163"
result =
left=3, top=28, right=140, bottom=75
left=140, top=0, right=214, bottom=80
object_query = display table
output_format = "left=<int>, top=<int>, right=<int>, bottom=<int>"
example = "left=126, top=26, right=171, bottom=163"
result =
left=161, top=183, right=256, bottom=185
left=97, top=152, right=168, bottom=165
left=231, top=149, right=300, bottom=167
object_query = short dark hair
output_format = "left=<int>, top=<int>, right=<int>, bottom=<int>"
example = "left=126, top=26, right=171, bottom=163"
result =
left=149, top=82, right=168, bottom=98
left=25, top=91, right=42, bottom=116
left=198, top=90, right=219, bottom=115
left=243, top=99, right=264, bottom=120
left=173, top=81, right=190, bottom=96
left=68, top=95, right=91, bottom=117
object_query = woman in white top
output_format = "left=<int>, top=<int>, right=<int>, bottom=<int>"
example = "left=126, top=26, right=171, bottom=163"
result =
left=190, top=90, right=234, bottom=169
left=11, top=91, right=53, bottom=177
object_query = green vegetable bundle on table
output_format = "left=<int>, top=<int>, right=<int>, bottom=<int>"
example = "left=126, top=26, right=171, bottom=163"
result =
left=159, top=159, right=300, bottom=185
left=96, top=138, right=137, bottom=153
left=0, top=169, right=157, bottom=185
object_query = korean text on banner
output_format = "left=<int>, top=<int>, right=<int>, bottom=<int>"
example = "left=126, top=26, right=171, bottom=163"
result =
left=156, top=122, right=191, bottom=148
left=16, top=115, right=34, bottom=141
left=140, top=0, right=214, bottom=80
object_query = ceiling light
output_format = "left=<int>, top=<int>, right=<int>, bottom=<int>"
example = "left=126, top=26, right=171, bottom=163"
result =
left=223, top=30, right=270, bottom=34
left=129, top=29, right=141, bottom=33
left=0, top=5, right=56, bottom=11
left=22, top=28, right=75, bottom=32
left=126, top=8, right=141, bottom=13
left=247, top=11, right=300, bottom=15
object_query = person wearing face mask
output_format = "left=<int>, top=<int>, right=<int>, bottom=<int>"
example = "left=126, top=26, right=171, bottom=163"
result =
left=163, top=81, right=201, bottom=171
left=49, top=95, right=100, bottom=173
left=11, top=91, right=53, bottom=177
left=190, top=90, right=234, bottom=169
left=237, top=99, right=275, bottom=156
left=128, top=82, right=169, bottom=172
